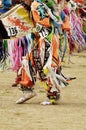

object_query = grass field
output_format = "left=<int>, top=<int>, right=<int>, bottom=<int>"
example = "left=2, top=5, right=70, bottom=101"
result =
left=0, top=51, right=86, bottom=130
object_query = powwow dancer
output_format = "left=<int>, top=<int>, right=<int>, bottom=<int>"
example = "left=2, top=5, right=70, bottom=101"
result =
left=63, top=0, right=86, bottom=52
left=15, top=0, right=71, bottom=105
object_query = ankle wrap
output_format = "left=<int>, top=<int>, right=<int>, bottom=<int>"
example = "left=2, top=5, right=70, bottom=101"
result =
left=47, top=89, right=60, bottom=101
left=20, top=86, right=34, bottom=92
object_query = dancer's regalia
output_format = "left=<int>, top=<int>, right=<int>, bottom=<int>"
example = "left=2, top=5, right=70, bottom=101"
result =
left=14, top=0, right=71, bottom=105
left=1, top=0, right=85, bottom=105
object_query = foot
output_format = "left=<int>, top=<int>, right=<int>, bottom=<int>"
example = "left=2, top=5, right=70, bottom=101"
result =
left=41, top=100, right=52, bottom=105
left=12, top=83, right=18, bottom=87
left=41, top=95, right=60, bottom=105
left=16, top=91, right=36, bottom=104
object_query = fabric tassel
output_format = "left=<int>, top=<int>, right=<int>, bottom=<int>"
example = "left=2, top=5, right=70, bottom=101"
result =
left=61, top=30, right=68, bottom=62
